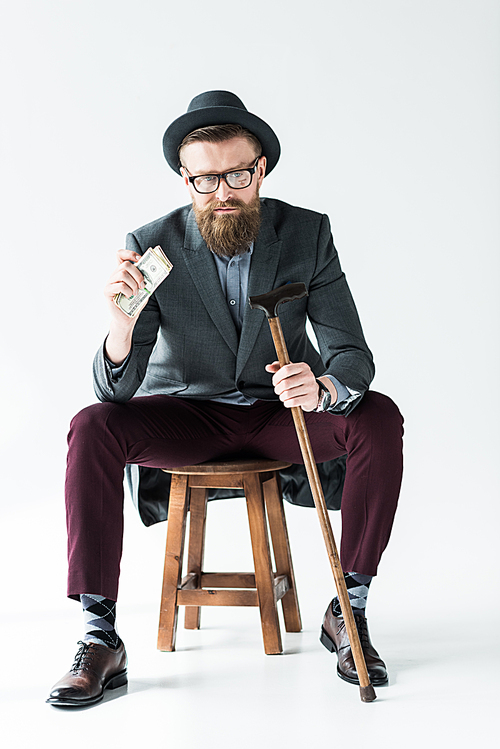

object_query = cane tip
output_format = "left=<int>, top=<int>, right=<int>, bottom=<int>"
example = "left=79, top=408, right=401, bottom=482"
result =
left=360, top=684, right=377, bottom=702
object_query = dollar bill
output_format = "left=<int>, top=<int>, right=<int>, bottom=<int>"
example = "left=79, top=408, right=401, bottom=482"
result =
left=114, top=245, right=173, bottom=317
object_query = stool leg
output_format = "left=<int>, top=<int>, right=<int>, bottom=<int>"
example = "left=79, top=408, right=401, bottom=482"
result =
left=263, top=475, right=302, bottom=633
left=158, top=473, right=189, bottom=652
left=184, top=487, right=208, bottom=630
left=244, top=473, right=282, bottom=655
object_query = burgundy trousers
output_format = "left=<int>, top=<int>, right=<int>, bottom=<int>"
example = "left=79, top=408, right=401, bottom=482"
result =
left=65, top=392, right=403, bottom=601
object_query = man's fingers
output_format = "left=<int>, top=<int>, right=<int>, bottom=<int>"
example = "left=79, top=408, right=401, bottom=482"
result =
left=117, top=249, right=141, bottom=264
left=102, top=250, right=150, bottom=332
left=105, top=262, right=145, bottom=301
left=106, top=279, right=137, bottom=300
left=271, top=362, right=311, bottom=388
left=266, top=360, right=319, bottom=411
left=277, top=382, right=309, bottom=401
left=265, top=361, right=281, bottom=373
left=117, top=263, right=146, bottom=290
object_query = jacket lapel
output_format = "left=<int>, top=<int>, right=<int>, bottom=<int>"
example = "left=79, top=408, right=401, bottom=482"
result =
left=236, top=204, right=282, bottom=377
left=183, top=209, right=239, bottom=356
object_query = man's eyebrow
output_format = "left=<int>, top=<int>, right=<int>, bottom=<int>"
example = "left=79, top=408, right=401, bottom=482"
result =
left=227, top=161, right=250, bottom=170
left=197, top=161, right=251, bottom=174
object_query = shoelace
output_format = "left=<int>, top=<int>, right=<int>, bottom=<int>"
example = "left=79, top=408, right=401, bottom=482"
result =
left=70, top=641, right=96, bottom=674
left=336, top=616, right=370, bottom=647
left=355, top=616, right=370, bottom=646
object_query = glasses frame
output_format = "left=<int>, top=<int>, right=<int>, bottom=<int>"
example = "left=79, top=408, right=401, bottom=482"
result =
left=185, top=157, right=261, bottom=194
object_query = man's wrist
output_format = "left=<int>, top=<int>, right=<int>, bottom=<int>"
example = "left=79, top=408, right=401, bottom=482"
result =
left=105, top=326, right=134, bottom=366
left=316, top=376, right=338, bottom=410
left=315, top=379, right=332, bottom=412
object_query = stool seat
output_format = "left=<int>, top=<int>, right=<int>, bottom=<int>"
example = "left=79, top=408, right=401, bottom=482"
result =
left=158, top=458, right=301, bottom=655
left=164, top=458, right=292, bottom=474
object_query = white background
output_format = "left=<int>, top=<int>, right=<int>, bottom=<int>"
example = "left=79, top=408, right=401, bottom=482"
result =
left=0, top=1, right=499, bottom=746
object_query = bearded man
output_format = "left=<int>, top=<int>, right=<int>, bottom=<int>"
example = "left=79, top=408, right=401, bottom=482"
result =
left=47, top=91, right=404, bottom=707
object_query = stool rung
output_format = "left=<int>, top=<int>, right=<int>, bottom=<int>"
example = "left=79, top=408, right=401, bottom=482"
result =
left=180, top=572, right=256, bottom=589
left=178, top=588, right=259, bottom=606
left=177, top=573, right=290, bottom=606
left=274, top=574, right=290, bottom=601
left=201, top=572, right=256, bottom=588
left=180, top=572, right=198, bottom=589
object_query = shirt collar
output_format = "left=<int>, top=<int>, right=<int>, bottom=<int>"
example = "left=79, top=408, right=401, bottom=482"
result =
left=211, top=243, right=254, bottom=265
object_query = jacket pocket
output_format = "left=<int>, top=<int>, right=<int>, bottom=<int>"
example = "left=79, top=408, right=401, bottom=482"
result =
left=145, top=373, right=189, bottom=394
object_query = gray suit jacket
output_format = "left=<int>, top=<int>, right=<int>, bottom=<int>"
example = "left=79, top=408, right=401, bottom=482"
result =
left=93, top=198, right=374, bottom=525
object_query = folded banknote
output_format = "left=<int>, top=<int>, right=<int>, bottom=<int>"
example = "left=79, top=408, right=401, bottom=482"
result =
left=114, top=245, right=173, bottom=317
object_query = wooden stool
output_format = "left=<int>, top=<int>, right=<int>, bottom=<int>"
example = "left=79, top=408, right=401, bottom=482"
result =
left=157, top=459, right=302, bottom=655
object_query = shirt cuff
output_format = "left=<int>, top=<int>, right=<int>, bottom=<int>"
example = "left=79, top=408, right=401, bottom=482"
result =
left=324, top=375, right=361, bottom=412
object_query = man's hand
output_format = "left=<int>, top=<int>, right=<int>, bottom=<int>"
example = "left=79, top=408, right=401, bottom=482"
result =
left=265, top=361, right=337, bottom=412
left=104, top=249, right=146, bottom=365
left=265, top=361, right=338, bottom=412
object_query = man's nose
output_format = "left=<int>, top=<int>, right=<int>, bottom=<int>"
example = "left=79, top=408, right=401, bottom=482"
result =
left=215, top=178, right=233, bottom=202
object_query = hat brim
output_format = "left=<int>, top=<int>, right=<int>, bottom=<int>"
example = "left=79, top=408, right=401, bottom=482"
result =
left=163, top=105, right=280, bottom=175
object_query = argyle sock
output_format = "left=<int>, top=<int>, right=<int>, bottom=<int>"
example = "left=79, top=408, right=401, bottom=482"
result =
left=81, top=594, right=120, bottom=649
left=331, top=571, right=373, bottom=618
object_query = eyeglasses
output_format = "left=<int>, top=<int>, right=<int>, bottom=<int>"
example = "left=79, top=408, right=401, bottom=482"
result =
left=185, top=157, right=261, bottom=194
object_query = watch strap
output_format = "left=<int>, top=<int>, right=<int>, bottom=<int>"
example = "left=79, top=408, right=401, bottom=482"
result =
left=315, top=379, right=332, bottom=412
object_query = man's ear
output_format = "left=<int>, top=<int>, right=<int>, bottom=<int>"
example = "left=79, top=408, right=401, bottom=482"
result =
left=257, top=156, right=267, bottom=188
left=180, top=167, right=190, bottom=188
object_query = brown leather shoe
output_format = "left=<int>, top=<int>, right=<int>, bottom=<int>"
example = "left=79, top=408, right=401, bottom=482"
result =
left=46, top=640, right=128, bottom=707
left=320, top=604, right=388, bottom=686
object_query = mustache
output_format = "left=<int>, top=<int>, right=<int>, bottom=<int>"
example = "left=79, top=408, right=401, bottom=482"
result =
left=201, top=199, right=246, bottom=214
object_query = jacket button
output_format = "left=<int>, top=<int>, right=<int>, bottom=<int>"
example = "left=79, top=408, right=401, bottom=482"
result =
left=238, top=380, right=245, bottom=389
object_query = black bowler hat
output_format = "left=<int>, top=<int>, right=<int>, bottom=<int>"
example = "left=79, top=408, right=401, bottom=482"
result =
left=163, top=90, right=281, bottom=175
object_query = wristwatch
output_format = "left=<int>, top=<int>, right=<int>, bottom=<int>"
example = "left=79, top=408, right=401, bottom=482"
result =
left=315, top=379, right=332, bottom=413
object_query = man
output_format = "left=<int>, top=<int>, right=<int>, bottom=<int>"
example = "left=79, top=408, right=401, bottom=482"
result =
left=47, top=91, right=404, bottom=707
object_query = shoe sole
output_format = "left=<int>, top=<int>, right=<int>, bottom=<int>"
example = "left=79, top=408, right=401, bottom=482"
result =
left=46, top=669, right=128, bottom=707
left=320, top=627, right=388, bottom=686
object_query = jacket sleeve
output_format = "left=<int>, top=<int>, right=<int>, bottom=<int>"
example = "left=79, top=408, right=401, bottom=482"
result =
left=92, top=233, right=161, bottom=403
left=307, top=214, right=375, bottom=415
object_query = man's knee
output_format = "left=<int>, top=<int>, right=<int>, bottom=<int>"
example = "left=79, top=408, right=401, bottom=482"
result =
left=68, top=402, right=119, bottom=441
left=363, top=391, right=403, bottom=420
left=350, top=391, right=404, bottom=436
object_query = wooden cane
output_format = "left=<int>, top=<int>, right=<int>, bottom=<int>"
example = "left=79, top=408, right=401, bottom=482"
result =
left=249, top=282, right=376, bottom=703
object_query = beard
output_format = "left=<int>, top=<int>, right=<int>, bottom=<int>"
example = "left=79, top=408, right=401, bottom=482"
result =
left=193, top=192, right=261, bottom=258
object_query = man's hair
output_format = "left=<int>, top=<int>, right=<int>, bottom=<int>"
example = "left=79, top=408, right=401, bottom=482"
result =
left=178, top=124, right=262, bottom=168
